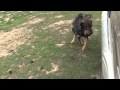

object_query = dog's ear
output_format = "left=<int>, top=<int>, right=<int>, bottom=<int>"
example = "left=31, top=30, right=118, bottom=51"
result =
left=78, top=13, right=84, bottom=18
left=72, top=13, right=84, bottom=26
left=85, top=14, right=92, bottom=19
left=77, top=13, right=85, bottom=23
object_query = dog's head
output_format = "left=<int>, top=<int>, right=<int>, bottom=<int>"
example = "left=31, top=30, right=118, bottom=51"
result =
left=72, top=13, right=93, bottom=37
left=80, top=14, right=93, bottom=37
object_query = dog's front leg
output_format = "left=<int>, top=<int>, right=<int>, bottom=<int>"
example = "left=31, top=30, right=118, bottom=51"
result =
left=71, top=28, right=77, bottom=44
left=71, top=34, right=77, bottom=44
left=82, top=37, right=88, bottom=51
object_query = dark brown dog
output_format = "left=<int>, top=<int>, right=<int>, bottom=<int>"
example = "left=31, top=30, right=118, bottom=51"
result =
left=71, top=13, right=93, bottom=51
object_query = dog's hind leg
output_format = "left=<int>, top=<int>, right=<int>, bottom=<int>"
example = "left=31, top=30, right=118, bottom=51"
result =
left=78, top=36, right=84, bottom=46
left=80, top=39, right=84, bottom=45
left=71, top=34, right=77, bottom=44
left=82, top=37, right=88, bottom=51
left=78, top=36, right=84, bottom=45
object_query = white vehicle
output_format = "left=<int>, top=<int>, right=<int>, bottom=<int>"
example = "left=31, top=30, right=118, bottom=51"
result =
left=101, top=11, right=120, bottom=79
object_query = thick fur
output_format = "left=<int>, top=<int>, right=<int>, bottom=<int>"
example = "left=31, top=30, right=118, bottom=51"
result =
left=71, top=13, right=93, bottom=51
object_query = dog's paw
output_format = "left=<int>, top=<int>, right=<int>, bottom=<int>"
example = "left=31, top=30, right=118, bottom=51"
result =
left=71, top=40, right=75, bottom=44
left=82, top=46, right=86, bottom=51
left=82, top=48, right=84, bottom=52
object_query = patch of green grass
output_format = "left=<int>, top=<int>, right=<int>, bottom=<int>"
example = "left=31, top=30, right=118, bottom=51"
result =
left=0, top=11, right=102, bottom=79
